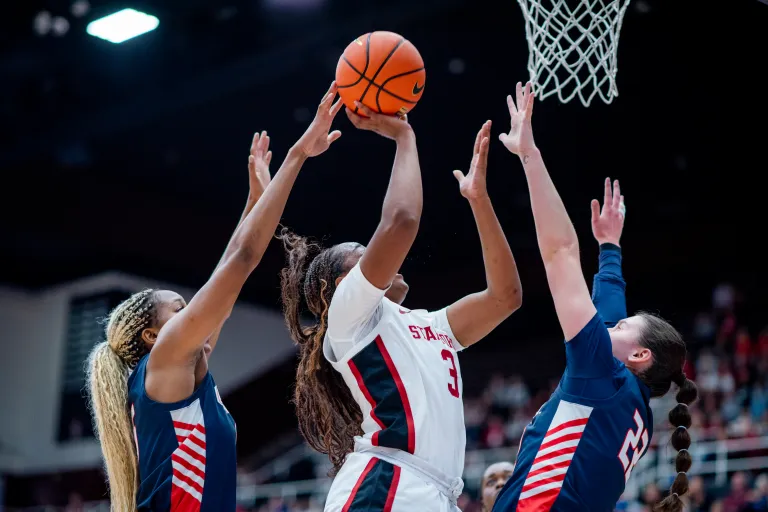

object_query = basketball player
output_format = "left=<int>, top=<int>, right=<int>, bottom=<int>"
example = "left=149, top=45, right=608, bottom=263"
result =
left=279, top=104, right=522, bottom=511
left=86, top=83, right=344, bottom=512
left=491, top=82, right=698, bottom=512
left=481, top=462, right=515, bottom=512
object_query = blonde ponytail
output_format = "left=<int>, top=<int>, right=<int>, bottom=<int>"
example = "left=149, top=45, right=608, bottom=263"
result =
left=87, top=342, right=138, bottom=512
left=86, top=288, right=157, bottom=511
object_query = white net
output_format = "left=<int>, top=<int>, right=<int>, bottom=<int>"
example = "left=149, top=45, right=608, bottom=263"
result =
left=516, top=0, right=632, bottom=107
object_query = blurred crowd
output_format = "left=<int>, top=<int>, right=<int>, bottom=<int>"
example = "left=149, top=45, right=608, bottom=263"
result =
left=9, top=284, right=768, bottom=512
left=239, top=282, right=768, bottom=512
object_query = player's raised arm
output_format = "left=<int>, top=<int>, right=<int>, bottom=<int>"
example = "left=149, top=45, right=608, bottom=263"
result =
left=205, top=131, right=273, bottom=356
left=147, top=83, right=343, bottom=390
left=443, top=121, right=522, bottom=347
left=346, top=103, right=421, bottom=289
left=590, top=178, right=628, bottom=327
left=499, top=82, right=595, bottom=341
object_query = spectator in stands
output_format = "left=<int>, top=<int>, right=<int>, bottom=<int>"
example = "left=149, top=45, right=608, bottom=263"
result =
left=723, top=471, right=750, bottom=512
left=464, top=398, right=488, bottom=449
left=504, top=375, right=530, bottom=409
left=482, top=415, right=506, bottom=449
left=64, top=492, right=84, bottom=512
left=685, top=475, right=713, bottom=512
left=480, top=462, right=514, bottom=512
left=747, top=473, right=768, bottom=512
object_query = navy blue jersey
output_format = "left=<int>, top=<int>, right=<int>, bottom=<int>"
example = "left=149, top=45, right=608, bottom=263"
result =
left=494, top=245, right=653, bottom=512
left=128, top=355, right=237, bottom=512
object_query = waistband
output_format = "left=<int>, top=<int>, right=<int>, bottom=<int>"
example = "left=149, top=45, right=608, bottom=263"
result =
left=354, top=443, right=464, bottom=504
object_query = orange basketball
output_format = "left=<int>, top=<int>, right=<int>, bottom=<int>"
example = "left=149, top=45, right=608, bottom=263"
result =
left=336, top=31, right=425, bottom=118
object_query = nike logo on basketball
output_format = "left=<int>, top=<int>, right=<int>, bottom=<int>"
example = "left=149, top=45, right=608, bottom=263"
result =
left=412, top=82, right=424, bottom=95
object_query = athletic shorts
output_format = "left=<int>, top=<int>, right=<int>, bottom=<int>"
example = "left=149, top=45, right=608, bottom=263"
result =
left=324, top=452, right=460, bottom=512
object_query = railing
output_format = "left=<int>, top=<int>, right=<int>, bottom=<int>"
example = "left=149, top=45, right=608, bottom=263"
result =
left=235, top=433, right=768, bottom=506
left=7, top=434, right=767, bottom=510
left=624, top=433, right=768, bottom=500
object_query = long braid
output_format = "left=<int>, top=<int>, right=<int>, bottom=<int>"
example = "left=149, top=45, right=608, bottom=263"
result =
left=86, top=289, right=157, bottom=511
left=279, top=228, right=363, bottom=475
left=654, top=375, right=698, bottom=512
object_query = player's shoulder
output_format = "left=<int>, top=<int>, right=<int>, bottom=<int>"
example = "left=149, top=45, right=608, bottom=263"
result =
left=127, top=354, right=149, bottom=392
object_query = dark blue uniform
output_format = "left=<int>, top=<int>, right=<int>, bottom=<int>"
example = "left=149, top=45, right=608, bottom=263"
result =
left=493, top=244, right=653, bottom=512
left=128, top=355, right=237, bottom=512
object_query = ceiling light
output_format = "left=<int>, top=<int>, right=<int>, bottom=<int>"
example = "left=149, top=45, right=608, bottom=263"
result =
left=86, top=8, right=158, bottom=44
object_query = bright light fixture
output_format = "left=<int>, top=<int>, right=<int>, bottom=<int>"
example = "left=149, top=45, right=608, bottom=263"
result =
left=86, top=8, right=158, bottom=44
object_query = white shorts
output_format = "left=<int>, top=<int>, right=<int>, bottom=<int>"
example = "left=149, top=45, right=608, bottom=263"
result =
left=324, top=452, right=460, bottom=512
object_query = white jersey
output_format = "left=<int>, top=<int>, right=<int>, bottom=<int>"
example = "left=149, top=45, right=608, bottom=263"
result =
left=323, top=262, right=467, bottom=481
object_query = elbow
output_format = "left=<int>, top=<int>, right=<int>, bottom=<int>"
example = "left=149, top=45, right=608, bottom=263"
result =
left=542, top=240, right=579, bottom=263
left=382, top=207, right=421, bottom=236
left=498, top=285, right=523, bottom=313
left=230, top=244, right=262, bottom=270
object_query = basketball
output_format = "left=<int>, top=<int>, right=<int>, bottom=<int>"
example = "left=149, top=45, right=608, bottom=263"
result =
left=335, top=31, right=426, bottom=118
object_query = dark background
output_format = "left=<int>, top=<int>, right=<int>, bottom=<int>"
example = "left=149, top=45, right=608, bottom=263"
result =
left=1, top=0, right=767, bottom=484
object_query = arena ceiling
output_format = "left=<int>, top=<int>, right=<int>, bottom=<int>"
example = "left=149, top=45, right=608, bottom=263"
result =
left=1, top=0, right=766, bottom=328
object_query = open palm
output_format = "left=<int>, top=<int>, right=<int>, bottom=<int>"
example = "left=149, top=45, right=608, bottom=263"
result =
left=296, top=82, right=344, bottom=158
left=591, top=178, right=625, bottom=246
left=248, top=130, right=272, bottom=202
left=453, top=120, right=491, bottom=201
left=499, top=82, right=536, bottom=157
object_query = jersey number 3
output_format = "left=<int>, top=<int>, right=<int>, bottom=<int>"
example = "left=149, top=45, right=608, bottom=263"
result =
left=441, top=350, right=460, bottom=398
left=618, top=409, right=649, bottom=482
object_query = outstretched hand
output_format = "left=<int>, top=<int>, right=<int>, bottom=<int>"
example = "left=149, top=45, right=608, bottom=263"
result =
left=453, top=120, right=491, bottom=201
left=345, top=102, right=413, bottom=141
left=591, top=178, right=625, bottom=246
left=296, top=82, right=344, bottom=158
left=247, top=130, right=272, bottom=202
left=499, top=81, right=537, bottom=158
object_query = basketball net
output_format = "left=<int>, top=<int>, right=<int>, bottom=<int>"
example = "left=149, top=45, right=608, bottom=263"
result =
left=516, top=0, right=632, bottom=107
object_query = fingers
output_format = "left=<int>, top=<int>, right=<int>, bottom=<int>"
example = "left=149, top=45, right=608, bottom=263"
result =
left=255, top=132, right=261, bottom=155
left=591, top=199, right=600, bottom=225
left=516, top=82, right=524, bottom=114
left=506, top=95, right=517, bottom=116
left=453, top=170, right=465, bottom=182
left=354, top=101, right=376, bottom=119
left=525, top=86, right=534, bottom=119
left=257, top=130, right=269, bottom=156
left=619, top=195, right=626, bottom=216
left=327, top=130, right=342, bottom=145
left=320, top=81, right=337, bottom=106
left=612, top=179, right=621, bottom=210
left=345, top=107, right=365, bottom=128
left=265, top=151, right=272, bottom=166
left=477, top=137, right=490, bottom=166
left=603, top=177, right=611, bottom=210
left=473, top=124, right=483, bottom=155
left=330, top=98, right=344, bottom=118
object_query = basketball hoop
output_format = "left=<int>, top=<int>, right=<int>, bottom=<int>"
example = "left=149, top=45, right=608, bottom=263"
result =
left=516, top=0, right=632, bottom=107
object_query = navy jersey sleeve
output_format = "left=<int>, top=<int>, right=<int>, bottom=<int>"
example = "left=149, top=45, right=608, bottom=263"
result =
left=591, top=243, right=627, bottom=327
left=564, top=313, right=618, bottom=380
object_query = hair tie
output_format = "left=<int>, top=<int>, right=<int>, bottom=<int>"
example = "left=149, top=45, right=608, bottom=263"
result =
left=678, top=471, right=687, bottom=476
left=672, top=492, right=679, bottom=498
left=676, top=425, right=687, bottom=431
left=677, top=402, right=689, bottom=408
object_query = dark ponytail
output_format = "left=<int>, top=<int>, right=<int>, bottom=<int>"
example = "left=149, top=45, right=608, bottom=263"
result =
left=654, top=374, right=698, bottom=512
left=279, top=228, right=363, bottom=475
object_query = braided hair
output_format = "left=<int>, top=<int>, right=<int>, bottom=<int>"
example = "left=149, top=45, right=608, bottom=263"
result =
left=653, top=373, right=697, bottom=512
left=279, top=228, right=364, bottom=475
left=86, top=289, right=157, bottom=511
left=630, top=312, right=699, bottom=512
